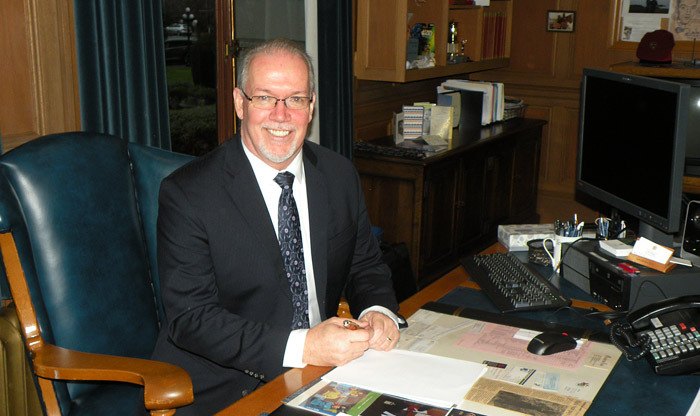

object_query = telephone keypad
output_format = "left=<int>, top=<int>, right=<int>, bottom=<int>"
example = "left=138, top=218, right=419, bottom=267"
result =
left=643, top=323, right=700, bottom=368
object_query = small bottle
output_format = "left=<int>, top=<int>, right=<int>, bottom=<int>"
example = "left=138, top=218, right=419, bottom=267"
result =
left=447, top=21, right=459, bottom=62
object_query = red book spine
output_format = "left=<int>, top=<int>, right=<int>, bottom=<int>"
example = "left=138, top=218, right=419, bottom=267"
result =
left=482, top=12, right=490, bottom=59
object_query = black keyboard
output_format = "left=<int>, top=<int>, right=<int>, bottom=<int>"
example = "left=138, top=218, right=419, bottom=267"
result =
left=460, top=252, right=571, bottom=313
left=353, top=141, right=427, bottom=160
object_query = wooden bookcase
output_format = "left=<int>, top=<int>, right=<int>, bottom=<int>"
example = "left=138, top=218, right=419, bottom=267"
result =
left=354, top=0, right=512, bottom=83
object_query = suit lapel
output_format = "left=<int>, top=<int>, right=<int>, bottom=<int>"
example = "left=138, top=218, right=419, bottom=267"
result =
left=303, top=144, right=329, bottom=314
left=222, top=140, right=289, bottom=297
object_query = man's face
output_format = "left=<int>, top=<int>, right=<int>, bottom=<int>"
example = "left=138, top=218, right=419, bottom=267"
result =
left=234, top=51, right=315, bottom=170
left=679, top=0, right=696, bottom=25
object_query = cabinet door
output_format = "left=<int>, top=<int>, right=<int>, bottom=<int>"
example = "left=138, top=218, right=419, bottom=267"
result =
left=454, top=143, right=512, bottom=253
left=509, top=131, right=541, bottom=221
left=354, top=0, right=512, bottom=82
left=420, top=159, right=459, bottom=274
left=483, top=142, right=512, bottom=229
left=454, top=152, right=487, bottom=251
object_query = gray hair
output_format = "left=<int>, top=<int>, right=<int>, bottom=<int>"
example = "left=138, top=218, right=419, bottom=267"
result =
left=238, top=38, right=315, bottom=95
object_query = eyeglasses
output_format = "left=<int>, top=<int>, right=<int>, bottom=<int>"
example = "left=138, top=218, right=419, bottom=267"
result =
left=240, top=90, right=313, bottom=110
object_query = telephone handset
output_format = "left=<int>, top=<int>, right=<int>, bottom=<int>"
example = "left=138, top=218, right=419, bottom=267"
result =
left=610, top=295, right=700, bottom=375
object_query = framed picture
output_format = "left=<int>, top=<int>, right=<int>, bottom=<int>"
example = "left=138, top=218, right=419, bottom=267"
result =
left=547, top=10, right=575, bottom=32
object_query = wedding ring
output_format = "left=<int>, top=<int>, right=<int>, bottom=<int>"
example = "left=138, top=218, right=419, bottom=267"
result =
left=387, top=336, right=392, bottom=342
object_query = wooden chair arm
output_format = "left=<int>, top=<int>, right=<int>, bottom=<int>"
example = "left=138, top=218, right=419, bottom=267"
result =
left=32, top=343, right=193, bottom=412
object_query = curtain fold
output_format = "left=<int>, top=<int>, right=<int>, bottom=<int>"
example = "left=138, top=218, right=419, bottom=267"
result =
left=317, top=0, right=353, bottom=158
left=74, top=1, right=171, bottom=149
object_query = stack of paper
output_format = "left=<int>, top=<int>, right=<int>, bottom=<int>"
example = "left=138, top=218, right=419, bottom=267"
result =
left=439, top=79, right=505, bottom=126
left=322, top=349, right=487, bottom=408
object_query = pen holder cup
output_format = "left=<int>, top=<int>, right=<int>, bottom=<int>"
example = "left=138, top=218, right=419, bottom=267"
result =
left=542, top=235, right=581, bottom=273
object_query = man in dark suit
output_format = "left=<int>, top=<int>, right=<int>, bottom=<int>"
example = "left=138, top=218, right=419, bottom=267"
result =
left=151, top=38, right=401, bottom=415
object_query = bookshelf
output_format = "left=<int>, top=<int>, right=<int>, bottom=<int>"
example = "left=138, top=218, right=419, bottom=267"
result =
left=354, top=0, right=512, bottom=83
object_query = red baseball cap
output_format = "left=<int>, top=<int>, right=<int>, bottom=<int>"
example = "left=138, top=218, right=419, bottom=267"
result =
left=636, top=30, right=675, bottom=64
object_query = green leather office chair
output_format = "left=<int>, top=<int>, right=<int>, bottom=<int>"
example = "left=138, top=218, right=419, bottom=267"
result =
left=0, top=132, right=195, bottom=415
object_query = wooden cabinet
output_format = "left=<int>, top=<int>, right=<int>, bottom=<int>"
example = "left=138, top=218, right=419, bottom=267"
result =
left=354, top=118, right=545, bottom=287
left=354, top=0, right=512, bottom=82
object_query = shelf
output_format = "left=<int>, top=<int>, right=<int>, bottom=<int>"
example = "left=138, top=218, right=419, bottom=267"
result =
left=401, top=58, right=510, bottom=83
left=354, top=0, right=511, bottom=83
left=610, top=61, right=700, bottom=79
left=684, top=176, right=700, bottom=194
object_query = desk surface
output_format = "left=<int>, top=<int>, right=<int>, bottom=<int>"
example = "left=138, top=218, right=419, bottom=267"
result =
left=217, top=244, right=614, bottom=416
left=217, top=244, right=700, bottom=416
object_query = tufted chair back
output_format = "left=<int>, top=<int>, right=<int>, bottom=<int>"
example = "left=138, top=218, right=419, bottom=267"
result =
left=0, top=132, right=195, bottom=415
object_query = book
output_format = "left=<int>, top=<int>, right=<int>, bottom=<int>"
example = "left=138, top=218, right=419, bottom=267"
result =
left=282, top=379, right=452, bottom=416
left=441, top=79, right=504, bottom=125
left=438, top=85, right=483, bottom=130
left=441, top=80, right=492, bottom=125
left=437, top=90, right=461, bottom=128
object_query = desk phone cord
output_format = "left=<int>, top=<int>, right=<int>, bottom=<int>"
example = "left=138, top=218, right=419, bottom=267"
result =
left=610, top=321, right=652, bottom=361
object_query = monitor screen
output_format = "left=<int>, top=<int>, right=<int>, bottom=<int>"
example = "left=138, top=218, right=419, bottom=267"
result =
left=576, top=68, right=689, bottom=245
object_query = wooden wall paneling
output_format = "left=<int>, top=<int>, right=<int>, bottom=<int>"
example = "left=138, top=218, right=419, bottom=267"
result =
left=0, top=0, right=80, bottom=152
left=1, top=0, right=36, bottom=147
left=542, top=106, right=579, bottom=194
left=507, top=0, right=557, bottom=76
left=573, top=0, right=623, bottom=73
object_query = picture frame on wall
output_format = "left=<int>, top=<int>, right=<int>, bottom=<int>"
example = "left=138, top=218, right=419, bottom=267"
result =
left=547, top=10, right=576, bottom=32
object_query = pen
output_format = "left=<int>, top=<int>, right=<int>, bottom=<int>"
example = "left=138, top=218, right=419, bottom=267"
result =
left=343, top=319, right=360, bottom=330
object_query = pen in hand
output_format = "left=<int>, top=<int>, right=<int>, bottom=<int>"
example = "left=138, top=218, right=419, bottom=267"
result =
left=343, top=319, right=360, bottom=330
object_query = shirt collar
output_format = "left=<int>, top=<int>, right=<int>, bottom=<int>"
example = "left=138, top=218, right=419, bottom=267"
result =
left=242, top=142, right=305, bottom=184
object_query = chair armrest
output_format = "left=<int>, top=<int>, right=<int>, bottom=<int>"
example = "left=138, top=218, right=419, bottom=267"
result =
left=32, top=343, right=193, bottom=411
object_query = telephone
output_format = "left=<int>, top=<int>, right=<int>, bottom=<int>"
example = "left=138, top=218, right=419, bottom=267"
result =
left=609, top=295, right=700, bottom=375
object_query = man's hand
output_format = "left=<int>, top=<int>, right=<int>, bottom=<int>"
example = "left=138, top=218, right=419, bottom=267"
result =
left=360, top=311, right=400, bottom=351
left=302, top=317, right=371, bottom=367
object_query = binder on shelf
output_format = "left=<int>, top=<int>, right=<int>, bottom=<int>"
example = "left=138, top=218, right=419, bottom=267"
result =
left=436, top=90, right=461, bottom=128
left=439, top=79, right=505, bottom=127
left=438, top=86, right=483, bottom=131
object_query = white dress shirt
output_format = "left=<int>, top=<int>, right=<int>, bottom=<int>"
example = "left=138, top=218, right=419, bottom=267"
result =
left=242, top=144, right=399, bottom=368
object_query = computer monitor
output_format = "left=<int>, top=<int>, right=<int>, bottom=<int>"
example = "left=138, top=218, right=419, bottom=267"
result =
left=576, top=68, right=689, bottom=246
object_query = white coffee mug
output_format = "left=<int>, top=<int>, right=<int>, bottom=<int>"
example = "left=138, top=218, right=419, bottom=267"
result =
left=543, top=235, right=581, bottom=273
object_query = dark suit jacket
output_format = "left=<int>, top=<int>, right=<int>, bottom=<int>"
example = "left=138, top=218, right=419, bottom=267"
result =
left=151, top=138, right=399, bottom=415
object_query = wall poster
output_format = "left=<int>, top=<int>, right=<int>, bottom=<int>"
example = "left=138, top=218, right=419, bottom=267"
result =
left=619, top=0, right=700, bottom=42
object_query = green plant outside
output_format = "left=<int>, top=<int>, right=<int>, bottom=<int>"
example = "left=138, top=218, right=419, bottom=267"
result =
left=166, top=64, right=217, bottom=156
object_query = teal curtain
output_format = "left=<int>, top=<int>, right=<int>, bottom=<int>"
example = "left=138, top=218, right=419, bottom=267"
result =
left=74, top=1, right=171, bottom=149
left=317, top=0, right=353, bottom=159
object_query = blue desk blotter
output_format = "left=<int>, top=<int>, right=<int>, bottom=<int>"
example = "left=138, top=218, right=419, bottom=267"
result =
left=436, top=286, right=700, bottom=415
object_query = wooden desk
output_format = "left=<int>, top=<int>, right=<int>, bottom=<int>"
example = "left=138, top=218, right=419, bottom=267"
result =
left=216, top=244, right=610, bottom=416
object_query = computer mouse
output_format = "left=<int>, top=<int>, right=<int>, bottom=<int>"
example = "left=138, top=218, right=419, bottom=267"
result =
left=527, top=331, right=578, bottom=355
